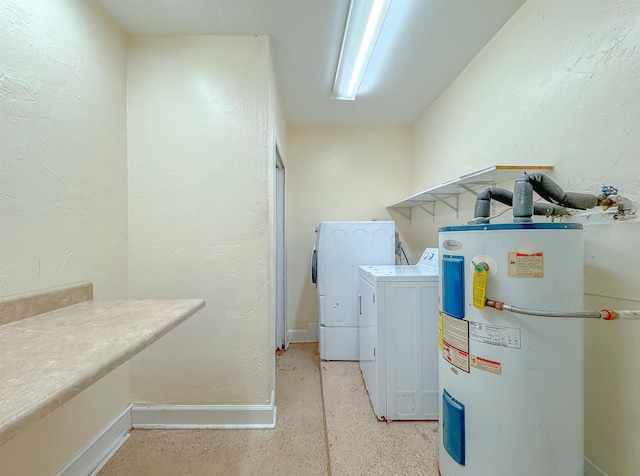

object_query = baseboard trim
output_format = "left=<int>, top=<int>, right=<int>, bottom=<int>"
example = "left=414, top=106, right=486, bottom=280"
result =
left=55, top=404, right=132, bottom=476
left=132, top=390, right=276, bottom=429
left=49, top=398, right=607, bottom=475
left=585, top=457, right=609, bottom=476
left=288, top=322, right=318, bottom=343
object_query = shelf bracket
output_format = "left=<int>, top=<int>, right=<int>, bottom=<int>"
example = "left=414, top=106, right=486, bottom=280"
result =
left=458, top=181, right=496, bottom=196
left=458, top=184, right=479, bottom=196
left=428, top=194, right=460, bottom=218
left=412, top=201, right=436, bottom=222
left=393, top=207, right=412, bottom=222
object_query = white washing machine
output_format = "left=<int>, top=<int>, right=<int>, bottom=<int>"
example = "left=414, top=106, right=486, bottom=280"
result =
left=358, top=248, right=440, bottom=421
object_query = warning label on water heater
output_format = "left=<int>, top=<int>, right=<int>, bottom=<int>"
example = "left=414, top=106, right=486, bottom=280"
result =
left=442, top=313, right=469, bottom=353
left=443, top=342, right=470, bottom=373
left=441, top=313, right=470, bottom=373
left=470, top=355, right=502, bottom=375
left=508, top=251, right=544, bottom=278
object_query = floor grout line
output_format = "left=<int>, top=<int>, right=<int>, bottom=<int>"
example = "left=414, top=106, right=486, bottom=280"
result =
left=318, top=359, right=332, bottom=476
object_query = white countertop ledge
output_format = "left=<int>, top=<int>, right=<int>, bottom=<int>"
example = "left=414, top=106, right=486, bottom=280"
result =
left=0, top=299, right=205, bottom=447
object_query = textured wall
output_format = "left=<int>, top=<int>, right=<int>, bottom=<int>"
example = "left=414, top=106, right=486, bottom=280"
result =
left=410, top=0, right=640, bottom=474
left=0, top=0, right=128, bottom=299
left=0, top=0, right=129, bottom=472
left=286, top=126, right=412, bottom=337
left=127, top=36, right=273, bottom=405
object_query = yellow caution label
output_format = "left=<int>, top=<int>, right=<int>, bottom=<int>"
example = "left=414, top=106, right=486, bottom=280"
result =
left=470, top=354, right=502, bottom=375
left=508, top=252, right=544, bottom=278
left=472, top=266, right=487, bottom=309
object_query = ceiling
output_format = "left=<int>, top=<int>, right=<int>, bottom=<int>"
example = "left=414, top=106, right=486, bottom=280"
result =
left=93, top=0, right=525, bottom=127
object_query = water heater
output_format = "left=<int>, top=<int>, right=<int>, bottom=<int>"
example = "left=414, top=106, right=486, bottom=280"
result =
left=438, top=223, right=584, bottom=476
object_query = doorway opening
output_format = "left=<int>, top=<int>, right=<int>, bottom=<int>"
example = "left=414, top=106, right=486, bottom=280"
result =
left=275, top=145, right=288, bottom=351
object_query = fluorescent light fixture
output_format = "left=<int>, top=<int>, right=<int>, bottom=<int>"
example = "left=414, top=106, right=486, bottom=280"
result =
left=332, top=0, right=392, bottom=100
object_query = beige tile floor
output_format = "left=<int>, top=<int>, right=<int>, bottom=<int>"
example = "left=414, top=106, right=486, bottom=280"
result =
left=322, top=360, right=439, bottom=475
left=99, top=343, right=439, bottom=475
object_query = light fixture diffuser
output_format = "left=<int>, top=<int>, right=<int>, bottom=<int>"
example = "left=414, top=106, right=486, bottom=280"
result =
left=332, top=0, right=392, bottom=100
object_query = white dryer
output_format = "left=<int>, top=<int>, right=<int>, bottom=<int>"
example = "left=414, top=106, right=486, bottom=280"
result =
left=312, top=221, right=396, bottom=361
left=358, top=248, right=439, bottom=421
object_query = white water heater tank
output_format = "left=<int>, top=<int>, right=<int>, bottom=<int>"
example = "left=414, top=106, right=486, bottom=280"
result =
left=438, top=223, right=584, bottom=476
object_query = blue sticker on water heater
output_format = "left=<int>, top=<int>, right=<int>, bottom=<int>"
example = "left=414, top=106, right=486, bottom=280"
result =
left=443, top=255, right=465, bottom=319
left=443, top=389, right=465, bottom=466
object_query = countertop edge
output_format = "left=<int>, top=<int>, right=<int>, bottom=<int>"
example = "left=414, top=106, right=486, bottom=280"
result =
left=0, top=298, right=206, bottom=447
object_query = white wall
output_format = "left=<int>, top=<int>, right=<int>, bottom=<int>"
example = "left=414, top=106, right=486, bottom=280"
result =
left=0, top=0, right=129, bottom=472
left=127, top=36, right=275, bottom=405
left=286, top=126, right=412, bottom=338
left=410, top=1, right=640, bottom=474
left=0, top=0, right=128, bottom=298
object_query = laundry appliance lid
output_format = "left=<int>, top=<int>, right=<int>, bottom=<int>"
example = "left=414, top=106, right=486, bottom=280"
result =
left=359, top=247, right=439, bottom=281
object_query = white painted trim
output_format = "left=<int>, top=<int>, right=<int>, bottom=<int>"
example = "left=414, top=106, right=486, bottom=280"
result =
left=56, top=404, right=132, bottom=476
left=132, top=391, right=276, bottom=429
left=584, top=457, right=609, bottom=476
left=288, top=322, right=318, bottom=343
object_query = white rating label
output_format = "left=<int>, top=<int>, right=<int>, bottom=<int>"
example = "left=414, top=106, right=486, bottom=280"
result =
left=469, top=321, right=521, bottom=349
